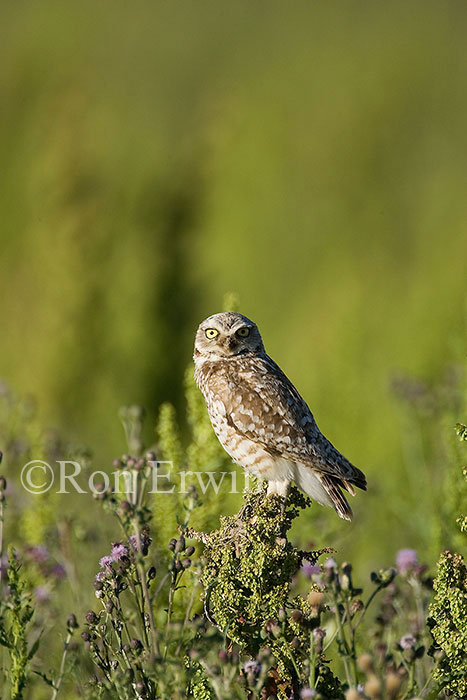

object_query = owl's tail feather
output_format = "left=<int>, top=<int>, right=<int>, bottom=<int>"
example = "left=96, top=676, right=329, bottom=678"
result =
left=293, top=465, right=353, bottom=521
left=341, top=480, right=356, bottom=496
left=319, top=474, right=353, bottom=521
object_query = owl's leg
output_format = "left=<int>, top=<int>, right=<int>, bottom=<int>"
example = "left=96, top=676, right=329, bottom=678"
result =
left=267, top=480, right=290, bottom=514
left=266, top=480, right=290, bottom=498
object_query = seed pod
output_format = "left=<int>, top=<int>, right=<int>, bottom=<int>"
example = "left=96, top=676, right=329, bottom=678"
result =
left=385, top=671, right=401, bottom=696
left=344, top=690, right=360, bottom=700
left=307, top=590, right=325, bottom=608
left=364, top=675, right=382, bottom=699
left=357, top=653, right=373, bottom=672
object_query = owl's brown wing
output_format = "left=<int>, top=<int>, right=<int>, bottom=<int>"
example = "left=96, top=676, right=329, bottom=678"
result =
left=222, top=355, right=366, bottom=490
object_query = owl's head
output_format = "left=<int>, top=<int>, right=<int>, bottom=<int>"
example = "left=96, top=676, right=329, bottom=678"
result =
left=194, top=312, right=264, bottom=362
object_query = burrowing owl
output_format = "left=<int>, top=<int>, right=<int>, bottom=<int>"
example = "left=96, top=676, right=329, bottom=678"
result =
left=194, top=312, right=366, bottom=520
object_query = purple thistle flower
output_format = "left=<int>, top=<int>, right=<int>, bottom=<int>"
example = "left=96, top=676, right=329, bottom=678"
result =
left=27, top=545, right=49, bottom=564
left=129, top=532, right=152, bottom=554
left=399, top=634, right=416, bottom=650
left=34, top=586, right=50, bottom=602
left=396, top=549, right=418, bottom=575
left=301, top=562, right=321, bottom=578
left=324, top=557, right=337, bottom=570
left=111, top=543, right=128, bottom=561
left=99, top=555, right=113, bottom=568
left=243, top=660, right=260, bottom=675
left=51, top=563, right=67, bottom=579
left=95, top=571, right=106, bottom=583
left=300, top=688, right=317, bottom=699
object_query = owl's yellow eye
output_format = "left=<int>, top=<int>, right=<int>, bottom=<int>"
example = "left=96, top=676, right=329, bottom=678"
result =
left=236, top=327, right=250, bottom=338
left=205, top=328, right=219, bottom=339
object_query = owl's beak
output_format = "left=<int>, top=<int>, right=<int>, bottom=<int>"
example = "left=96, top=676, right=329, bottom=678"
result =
left=227, top=337, right=238, bottom=354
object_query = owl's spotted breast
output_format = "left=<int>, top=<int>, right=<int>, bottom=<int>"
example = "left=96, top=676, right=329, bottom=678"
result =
left=195, top=359, right=285, bottom=476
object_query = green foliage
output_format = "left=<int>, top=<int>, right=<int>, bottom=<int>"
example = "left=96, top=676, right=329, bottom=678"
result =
left=155, top=367, right=237, bottom=541
left=1, top=0, right=467, bottom=578
left=453, top=425, right=467, bottom=535
left=197, top=484, right=441, bottom=699
left=428, top=551, right=467, bottom=698
left=428, top=426, right=467, bottom=699
left=0, top=548, right=38, bottom=700
left=200, top=487, right=306, bottom=653
left=457, top=467, right=467, bottom=534
left=1, top=383, right=467, bottom=699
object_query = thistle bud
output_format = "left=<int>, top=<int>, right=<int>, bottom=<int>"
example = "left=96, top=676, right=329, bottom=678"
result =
left=175, top=536, right=186, bottom=553
left=291, top=609, right=303, bottom=624
left=66, top=614, right=79, bottom=632
left=341, top=561, right=353, bottom=590
left=130, top=638, right=143, bottom=654
left=85, top=610, right=98, bottom=625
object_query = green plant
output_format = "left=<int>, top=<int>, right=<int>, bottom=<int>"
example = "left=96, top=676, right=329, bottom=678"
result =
left=427, top=425, right=467, bottom=699
left=0, top=547, right=38, bottom=700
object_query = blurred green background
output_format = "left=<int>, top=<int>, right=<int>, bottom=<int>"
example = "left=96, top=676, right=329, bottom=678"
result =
left=1, top=0, right=466, bottom=575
